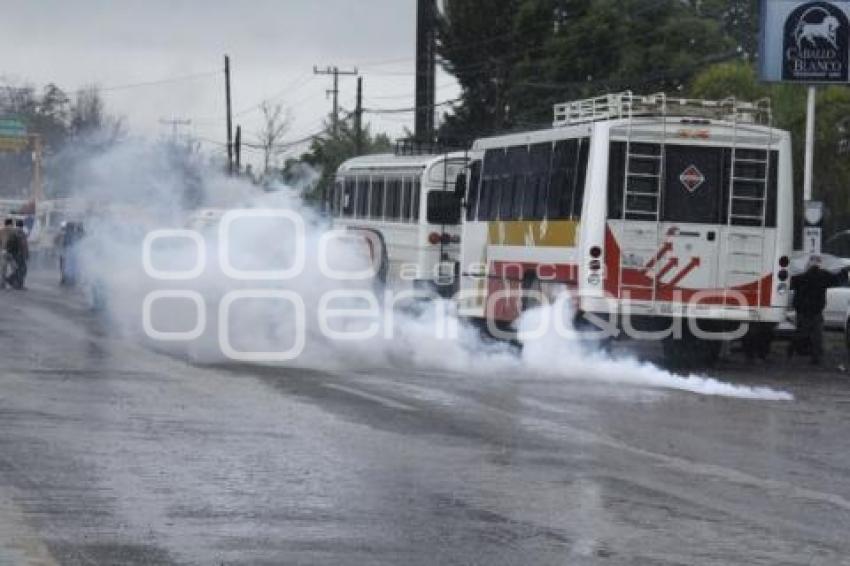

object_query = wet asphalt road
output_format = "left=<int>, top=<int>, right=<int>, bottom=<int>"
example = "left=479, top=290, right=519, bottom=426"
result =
left=1, top=271, right=850, bottom=565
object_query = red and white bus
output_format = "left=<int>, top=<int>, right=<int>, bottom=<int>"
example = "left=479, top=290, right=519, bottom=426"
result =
left=457, top=93, right=794, bottom=364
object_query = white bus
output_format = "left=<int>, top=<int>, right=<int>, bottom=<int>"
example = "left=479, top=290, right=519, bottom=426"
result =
left=331, top=151, right=468, bottom=295
left=457, top=93, right=794, bottom=365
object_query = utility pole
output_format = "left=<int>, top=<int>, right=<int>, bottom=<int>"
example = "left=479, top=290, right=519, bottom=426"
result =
left=355, top=77, right=364, bottom=155
left=313, top=65, right=358, bottom=136
left=415, top=0, right=437, bottom=143
left=804, top=86, right=816, bottom=202
left=30, top=135, right=43, bottom=203
left=234, top=125, right=242, bottom=174
left=225, top=54, right=233, bottom=174
left=159, top=118, right=192, bottom=140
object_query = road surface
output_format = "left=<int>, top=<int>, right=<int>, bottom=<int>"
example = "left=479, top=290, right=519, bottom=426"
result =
left=1, top=271, right=849, bottom=565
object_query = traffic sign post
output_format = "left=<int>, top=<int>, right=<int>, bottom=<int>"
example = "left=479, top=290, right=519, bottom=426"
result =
left=804, top=200, right=824, bottom=254
left=804, top=226, right=822, bottom=254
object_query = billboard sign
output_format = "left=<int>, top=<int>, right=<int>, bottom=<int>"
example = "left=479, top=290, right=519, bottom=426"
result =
left=760, top=0, right=850, bottom=83
left=0, top=118, right=26, bottom=138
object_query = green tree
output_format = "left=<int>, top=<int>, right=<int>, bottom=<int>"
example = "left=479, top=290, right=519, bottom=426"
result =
left=296, top=115, right=391, bottom=205
left=688, top=0, right=759, bottom=59
left=688, top=61, right=768, bottom=100
left=436, top=0, right=526, bottom=142
left=688, top=62, right=850, bottom=237
left=437, top=0, right=737, bottom=140
left=0, top=83, right=71, bottom=152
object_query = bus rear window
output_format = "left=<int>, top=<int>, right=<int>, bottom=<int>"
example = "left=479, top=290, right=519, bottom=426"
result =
left=607, top=141, right=778, bottom=227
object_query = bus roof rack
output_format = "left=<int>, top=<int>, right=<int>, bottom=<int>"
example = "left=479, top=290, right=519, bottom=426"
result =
left=553, top=92, right=772, bottom=127
left=394, top=138, right=464, bottom=156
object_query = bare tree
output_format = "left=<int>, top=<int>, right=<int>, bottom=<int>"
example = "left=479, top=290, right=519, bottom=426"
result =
left=257, top=101, right=292, bottom=176
left=71, top=85, right=126, bottom=146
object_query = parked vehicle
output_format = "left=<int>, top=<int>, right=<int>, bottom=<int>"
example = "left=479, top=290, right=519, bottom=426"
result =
left=331, top=149, right=468, bottom=296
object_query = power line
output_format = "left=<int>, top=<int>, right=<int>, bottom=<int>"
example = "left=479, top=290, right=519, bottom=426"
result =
left=233, top=71, right=315, bottom=117
left=241, top=128, right=328, bottom=151
left=367, top=80, right=457, bottom=101
left=87, top=70, right=219, bottom=94
left=2, top=70, right=219, bottom=100
left=159, top=117, right=192, bottom=138
left=313, top=65, right=358, bottom=136
left=364, top=97, right=460, bottom=115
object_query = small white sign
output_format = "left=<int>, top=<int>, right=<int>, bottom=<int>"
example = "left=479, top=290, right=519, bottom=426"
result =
left=804, top=226, right=822, bottom=254
left=804, top=200, right=823, bottom=225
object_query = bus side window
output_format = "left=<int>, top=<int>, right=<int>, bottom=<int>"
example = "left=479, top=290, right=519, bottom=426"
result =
left=371, top=177, right=385, bottom=219
left=466, top=160, right=482, bottom=221
left=343, top=178, right=356, bottom=217
left=479, top=148, right=505, bottom=221
left=547, top=139, right=577, bottom=220
left=356, top=177, right=369, bottom=218
left=402, top=178, right=413, bottom=222
left=386, top=178, right=401, bottom=221
left=477, top=151, right=492, bottom=221
left=508, top=146, right=528, bottom=220
left=412, top=178, right=421, bottom=221
left=527, top=142, right=552, bottom=220
left=571, top=138, right=590, bottom=219
left=332, top=180, right=342, bottom=216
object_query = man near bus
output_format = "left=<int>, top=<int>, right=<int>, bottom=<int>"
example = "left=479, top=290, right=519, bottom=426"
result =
left=14, top=219, right=29, bottom=288
left=789, top=255, right=849, bottom=364
left=0, top=218, right=12, bottom=289
left=4, top=219, right=28, bottom=290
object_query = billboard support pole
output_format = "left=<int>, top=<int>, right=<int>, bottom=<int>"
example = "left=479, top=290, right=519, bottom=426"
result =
left=803, top=85, right=816, bottom=202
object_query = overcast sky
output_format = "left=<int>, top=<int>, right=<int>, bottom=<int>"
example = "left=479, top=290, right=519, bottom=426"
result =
left=0, top=0, right=457, bottom=165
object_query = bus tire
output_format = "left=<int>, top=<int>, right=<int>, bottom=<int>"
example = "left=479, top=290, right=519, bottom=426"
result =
left=741, top=324, right=773, bottom=361
left=662, top=329, right=721, bottom=369
left=844, top=316, right=850, bottom=355
left=520, top=272, right=542, bottom=314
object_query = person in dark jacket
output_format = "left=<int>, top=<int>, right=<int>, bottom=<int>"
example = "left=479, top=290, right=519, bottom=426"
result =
left=0, top=218, right=12, bottom=289
left=4, top=222, right=24, bottom=289
left=789, top=255, right=849, bottom=364
left=14, top=219, right=28, bottom=288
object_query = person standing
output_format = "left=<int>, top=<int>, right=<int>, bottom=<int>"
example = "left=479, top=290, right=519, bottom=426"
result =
left=4, top=220, right=27, bottom=290
left=0, top=218, right=12, bottom=289
left=789, top=255, right=850, bottom=365
left=14, top=219, right=29, bottom=288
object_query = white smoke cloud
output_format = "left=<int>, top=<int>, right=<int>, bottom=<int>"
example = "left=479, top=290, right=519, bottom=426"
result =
left=62, top=138, right=793, bottom=402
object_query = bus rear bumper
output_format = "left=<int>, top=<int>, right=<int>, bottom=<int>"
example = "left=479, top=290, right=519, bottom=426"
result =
left=580, top=297, right=787, bottom=324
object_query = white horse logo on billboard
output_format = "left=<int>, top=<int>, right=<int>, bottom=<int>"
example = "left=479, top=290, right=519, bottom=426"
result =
left=795, top=7, right=841, bottom=50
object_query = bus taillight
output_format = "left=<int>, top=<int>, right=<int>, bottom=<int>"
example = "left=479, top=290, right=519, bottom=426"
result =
left=589, top=246, right=602, bottom=259
left=428, top=232, right=453, bottom=245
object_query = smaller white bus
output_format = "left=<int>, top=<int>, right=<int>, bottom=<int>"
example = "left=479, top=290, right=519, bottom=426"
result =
left=331, top=151, right=468, bottom=295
